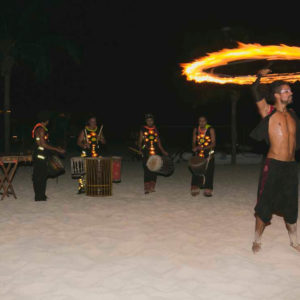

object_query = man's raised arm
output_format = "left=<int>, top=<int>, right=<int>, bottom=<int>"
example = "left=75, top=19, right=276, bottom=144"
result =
left=252, top=69, right=271, bottom=118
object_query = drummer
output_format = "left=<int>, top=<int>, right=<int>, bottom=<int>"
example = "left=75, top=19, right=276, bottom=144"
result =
left=77, top=116, right=106, bottom=193
left=32, top=111, right=65, bottom=201
left=138, top=113, right=168, bottom=194
left=191, top=116, right=216, bottom=197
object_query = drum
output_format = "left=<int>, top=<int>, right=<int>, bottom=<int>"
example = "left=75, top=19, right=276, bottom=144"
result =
left=112, top=156, right=122, bottom=183
left=146, top=155, right=174, bottom=176
left=47, top=155, right=65, bottom=177
left=85, top=157, right=112, bottom=197
left=71, top=156, right=86, bottom=179
left=188, top=156, right=209, bottom=176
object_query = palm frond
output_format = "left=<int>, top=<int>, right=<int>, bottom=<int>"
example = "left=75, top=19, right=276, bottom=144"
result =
left=39, top=35, right=81, bottom=65
left=16, top=1, right=49, bottom=42
left=13, top=41, right=50, bottom=80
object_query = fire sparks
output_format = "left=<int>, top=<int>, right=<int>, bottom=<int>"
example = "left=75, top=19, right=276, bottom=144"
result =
left=181, top=42, right=300, bottom=85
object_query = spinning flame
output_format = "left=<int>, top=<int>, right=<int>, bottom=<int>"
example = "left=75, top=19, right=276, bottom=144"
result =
left=181, top=42, right=300, bottom=85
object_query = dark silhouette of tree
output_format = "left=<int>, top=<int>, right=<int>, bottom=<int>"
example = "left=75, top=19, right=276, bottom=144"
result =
left=0, top=0, right=80, bottom=153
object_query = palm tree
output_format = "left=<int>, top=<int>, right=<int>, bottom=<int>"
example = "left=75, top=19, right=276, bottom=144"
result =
left=0, top=0, right=80, bottom=153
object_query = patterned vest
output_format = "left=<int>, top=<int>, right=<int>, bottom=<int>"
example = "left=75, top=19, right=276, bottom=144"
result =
left=142, top=125, right=159, bottom=156
left=196, top=125, right=212, bottom=158
left=82, top=126, right=101, bottom=157
left=32, top=123, right=49, bottom=160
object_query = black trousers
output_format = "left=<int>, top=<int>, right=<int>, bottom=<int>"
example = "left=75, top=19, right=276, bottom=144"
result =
left=255, top=158, right=298, bottom=224
left=32, top=157, right=48, bottom=200
left=191, top=157, right=215, bottom=189
left=143, top=157, right=157, bottom=183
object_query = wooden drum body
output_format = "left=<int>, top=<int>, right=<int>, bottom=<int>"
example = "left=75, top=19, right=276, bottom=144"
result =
left=85, top=157, right=112, bottom=197
left=146, top=155, right=174, bottom=176
left=188, top=156, right=208, bottom=176
left=48, top=155, right=65, bottom=178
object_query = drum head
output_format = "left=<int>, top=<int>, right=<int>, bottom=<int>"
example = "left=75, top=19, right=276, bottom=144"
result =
left=146, top=155, right=163, bottom=172
left=112, top=156, right=122, bottom=160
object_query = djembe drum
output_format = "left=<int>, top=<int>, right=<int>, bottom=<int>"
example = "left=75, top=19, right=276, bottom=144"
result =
left=112, top=156, right=122, bottom=183
left=85, top=157, right=112, bottom=197
left=47, top=155, right=65, bottom=177
left=71, top=156, right=85, bottom=179
left=188, top=156, right=208, bottom=176
left=146, top=155, right=174, bottom=176
left=188, top=151, right=214, bottom=186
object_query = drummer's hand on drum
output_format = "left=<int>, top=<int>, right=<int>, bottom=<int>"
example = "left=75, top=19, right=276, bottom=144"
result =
left=192, top=146, right=199, bottom=152
left=83, top=143, right=90, bottom=149
left=57, top=147, right=66, bottom=155
left=162, top=151, right=169, bottom=156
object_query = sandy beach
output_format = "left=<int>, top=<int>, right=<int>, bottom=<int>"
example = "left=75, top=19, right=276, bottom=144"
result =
left=1, top=160, right=300, bottom=300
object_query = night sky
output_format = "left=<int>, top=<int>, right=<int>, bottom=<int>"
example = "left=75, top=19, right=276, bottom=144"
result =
left=2, top=1, right=300, bottom=149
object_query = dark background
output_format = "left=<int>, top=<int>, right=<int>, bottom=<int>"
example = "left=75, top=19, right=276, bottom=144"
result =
left=2, top=1, right=300, bottom=154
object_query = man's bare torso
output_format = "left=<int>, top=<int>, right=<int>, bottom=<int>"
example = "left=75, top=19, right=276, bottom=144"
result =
left=268, top=111, right=296, bottom=161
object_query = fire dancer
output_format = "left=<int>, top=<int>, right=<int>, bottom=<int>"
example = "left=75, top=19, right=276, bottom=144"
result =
left=32, top=111, right=65, bottom=201
left=138, top=114, right=168, bottom=194
left=251, top=68, right=300, bottom=253
left=191, top=116, right=216, bottom=196
left=77, top=116, right=106, bottom=193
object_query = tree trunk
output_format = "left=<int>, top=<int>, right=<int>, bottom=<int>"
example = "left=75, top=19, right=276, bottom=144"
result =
left=231, top=99, right=237, bottom=164
left=230, top=91, right=240, bottom=165
left=4, top=73, right=11, bottom=154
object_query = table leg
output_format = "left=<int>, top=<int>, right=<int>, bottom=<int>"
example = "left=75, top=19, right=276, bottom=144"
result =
left=1, top=162, right=18, bottom=200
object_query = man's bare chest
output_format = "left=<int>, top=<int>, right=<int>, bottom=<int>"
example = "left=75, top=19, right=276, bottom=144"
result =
left=269, top=112, right=296, bottom=137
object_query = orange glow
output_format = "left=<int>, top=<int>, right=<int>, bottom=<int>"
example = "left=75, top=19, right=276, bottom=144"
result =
left=181, top=42, right=300, bottom=85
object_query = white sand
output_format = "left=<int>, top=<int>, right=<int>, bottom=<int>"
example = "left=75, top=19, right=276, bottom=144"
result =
left=1, top=160, right=300, bottom=300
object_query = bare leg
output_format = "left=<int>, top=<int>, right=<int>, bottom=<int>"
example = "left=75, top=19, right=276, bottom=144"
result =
left=149, top=181, right=156, bottom=193
left=252, top=216, right=266, bottom=254
left=285, top=222, right=300, bottom=252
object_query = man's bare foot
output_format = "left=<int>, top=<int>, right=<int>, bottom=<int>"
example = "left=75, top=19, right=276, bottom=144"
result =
left=204, top=189, right=213, bottom=197
left=191, top=186, right=200, bottom=196
left=252, top=242, right=261, bottom=254
left=191, top=190, right=200, bottom=196
left=290, top=243, right=300, bottom=252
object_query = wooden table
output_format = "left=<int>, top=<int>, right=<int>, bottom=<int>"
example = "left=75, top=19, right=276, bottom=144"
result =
left=0, top=155, right=32, bottom=200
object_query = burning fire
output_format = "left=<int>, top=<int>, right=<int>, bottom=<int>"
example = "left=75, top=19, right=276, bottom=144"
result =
left=181, top=42, right=300, bottom=85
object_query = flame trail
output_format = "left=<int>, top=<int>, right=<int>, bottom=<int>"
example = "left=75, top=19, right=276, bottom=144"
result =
left=181, top=42, right=300, bottom=85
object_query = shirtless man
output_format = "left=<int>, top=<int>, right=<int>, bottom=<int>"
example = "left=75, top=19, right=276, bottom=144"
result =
left=251, top=68, right=300, bottom=253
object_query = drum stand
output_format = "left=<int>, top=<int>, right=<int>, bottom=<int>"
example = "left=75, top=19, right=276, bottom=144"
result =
left=0, top=159, right=18, bottom=200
